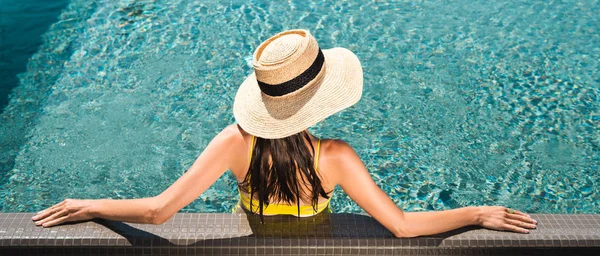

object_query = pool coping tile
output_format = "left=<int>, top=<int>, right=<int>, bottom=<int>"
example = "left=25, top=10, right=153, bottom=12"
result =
left=0, top=213, right=599, bottom=255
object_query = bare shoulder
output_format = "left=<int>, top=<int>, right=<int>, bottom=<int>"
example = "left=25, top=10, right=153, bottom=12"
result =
left=319, top=139, right=363, bottom=185
left=206, top=124, right=248, bottom=162
left=216, top=124, right=254, bottom=150
left=216, top=124, right=253, bottom=173
left=321, top=139, right=358, bottom=160
left=215, top=124, right=248, bottom=144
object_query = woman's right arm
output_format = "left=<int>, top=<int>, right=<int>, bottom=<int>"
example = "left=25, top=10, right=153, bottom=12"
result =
left=329, top=140, right=537, bottom=238
left=33, top=124, right=246, bottom=227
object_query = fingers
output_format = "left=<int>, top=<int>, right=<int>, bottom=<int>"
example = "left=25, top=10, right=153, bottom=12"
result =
left=503, top=208, right=537, bottom=232
left=32, top=200, right=72, bottom=227
left=480, top=206, right=538, bottom=234
left=502, top=223, right=530, bottom=234
left=32, top=206, right=60, bottom=221
left=34, top=208, right=69, bottom=227
left=506, top=212, right=537, bottom=226
left=508, top=208, right=531, bottom=218
left=505, top=208, right=537, bottom=227
left=39, top=214, right=70, bottom=228
left=32, top=201, right=66, bottom=221
left=505, top=217, right=537, bottom=230
left=51, top=200, right=66, bottom=209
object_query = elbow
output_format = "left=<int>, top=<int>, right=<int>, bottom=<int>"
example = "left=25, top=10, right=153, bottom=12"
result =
left=392, top=213, right=419, bottom=238
left=150, top=217, right=167, bottom=225
left=148, top=213, right=167, bottom=225
left=146, top=199, right=170, bottom=225
left=393, top=229, right=416, bottom=238
left=392, top=222, right=418, bottom=238
left=393, top=230, right=406, bottom=238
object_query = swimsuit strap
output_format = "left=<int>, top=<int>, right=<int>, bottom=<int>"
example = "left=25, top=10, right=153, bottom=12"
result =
left=248, top=135, right=256, bottom=166
left=315, top=139, right=321, bottom=170
left=240, top=136, right=330, bottom=216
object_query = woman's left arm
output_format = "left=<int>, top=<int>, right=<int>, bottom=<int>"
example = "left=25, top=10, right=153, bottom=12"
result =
left=33, top=125, right=244, bottom=227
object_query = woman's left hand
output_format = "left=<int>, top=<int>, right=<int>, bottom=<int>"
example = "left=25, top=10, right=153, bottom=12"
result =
left=32, top=199, right=95, bottom=227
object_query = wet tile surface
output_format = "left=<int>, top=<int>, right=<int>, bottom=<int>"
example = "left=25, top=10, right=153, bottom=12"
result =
left=0, top=213, right=599, bottom=255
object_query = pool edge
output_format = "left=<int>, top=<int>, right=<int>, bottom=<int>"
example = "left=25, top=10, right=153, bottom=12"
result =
left=1, top=213, right=599, bottom=255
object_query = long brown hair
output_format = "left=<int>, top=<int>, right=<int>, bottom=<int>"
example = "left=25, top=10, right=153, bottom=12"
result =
left=239, top=131, right=331, bottom=223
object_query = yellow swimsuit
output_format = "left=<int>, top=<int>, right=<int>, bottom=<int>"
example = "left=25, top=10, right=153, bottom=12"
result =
left=236, top=136, right=331, bottom=217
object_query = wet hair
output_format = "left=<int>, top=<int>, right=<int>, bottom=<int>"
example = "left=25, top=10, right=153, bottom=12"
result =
left=239, top=131, right=331, bottom=223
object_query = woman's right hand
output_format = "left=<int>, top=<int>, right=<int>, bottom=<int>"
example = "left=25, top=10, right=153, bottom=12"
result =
left=32, top=199, right=95, bottom=227
left=476, top=206, right=537, bottom=233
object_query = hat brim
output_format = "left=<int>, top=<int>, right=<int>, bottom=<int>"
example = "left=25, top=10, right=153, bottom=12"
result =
left=234, top=47, right=363, bottom=139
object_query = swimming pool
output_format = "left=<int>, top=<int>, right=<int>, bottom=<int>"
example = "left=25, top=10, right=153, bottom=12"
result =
left=0, top=0, right=598, bottom=214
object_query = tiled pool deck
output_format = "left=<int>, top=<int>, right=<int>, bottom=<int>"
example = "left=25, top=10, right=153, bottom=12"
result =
left=1, top=213, right=598, bottom=255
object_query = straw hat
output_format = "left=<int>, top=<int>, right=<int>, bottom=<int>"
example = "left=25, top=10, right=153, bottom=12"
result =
left=233, top=29, right=363, bottom=139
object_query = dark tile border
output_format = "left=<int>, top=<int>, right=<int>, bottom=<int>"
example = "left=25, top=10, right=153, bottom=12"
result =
left=0, top=213, right=599, bottom=255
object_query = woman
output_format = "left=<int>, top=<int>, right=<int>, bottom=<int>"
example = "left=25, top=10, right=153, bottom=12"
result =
left=32, top=29, right=537, bottom=237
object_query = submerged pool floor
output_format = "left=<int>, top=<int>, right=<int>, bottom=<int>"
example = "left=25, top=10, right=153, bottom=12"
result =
left=0, top=0, right=598, bottom=214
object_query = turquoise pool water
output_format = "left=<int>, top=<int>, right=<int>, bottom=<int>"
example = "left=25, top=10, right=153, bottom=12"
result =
left=0, top=0, right=70, bottom=110
left=0, top=0, right=598, bottom=214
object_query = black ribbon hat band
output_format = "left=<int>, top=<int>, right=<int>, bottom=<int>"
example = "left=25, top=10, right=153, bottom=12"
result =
left=257, top=49, right=325, bottom=97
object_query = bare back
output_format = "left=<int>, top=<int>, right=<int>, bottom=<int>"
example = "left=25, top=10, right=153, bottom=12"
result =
left=229, top=125, right=336, bottom=208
